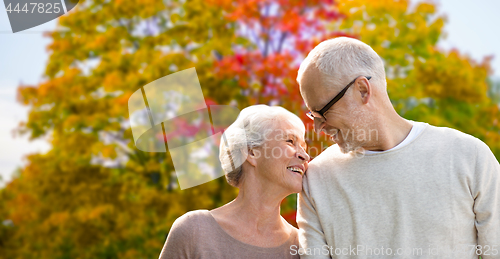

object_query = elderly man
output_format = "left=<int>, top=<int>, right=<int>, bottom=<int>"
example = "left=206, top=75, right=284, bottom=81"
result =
left=296, top=37, right=500, bottom=258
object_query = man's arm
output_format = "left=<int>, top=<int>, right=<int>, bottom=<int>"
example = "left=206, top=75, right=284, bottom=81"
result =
left=297, top=174, right=331, bottom=259
left=473, top=140, right=500, bottom=259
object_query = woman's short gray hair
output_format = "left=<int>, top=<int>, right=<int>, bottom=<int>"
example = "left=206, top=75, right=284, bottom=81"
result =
left=219, top=105, right=304, bottom=187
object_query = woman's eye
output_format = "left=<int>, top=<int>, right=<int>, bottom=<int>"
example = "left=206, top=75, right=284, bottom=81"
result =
left=286, top=139, right=294, bottom=144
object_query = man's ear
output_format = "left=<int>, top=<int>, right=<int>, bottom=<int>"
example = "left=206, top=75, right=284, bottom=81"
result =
left=246, top=148, right=258, bottom=167
left=356, top=77, right=371, bottom=104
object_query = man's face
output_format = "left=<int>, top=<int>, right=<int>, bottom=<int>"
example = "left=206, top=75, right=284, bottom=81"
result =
left=298, top=65, right=372, bottom=153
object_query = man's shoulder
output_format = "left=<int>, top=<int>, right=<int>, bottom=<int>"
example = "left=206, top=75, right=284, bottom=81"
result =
left=423, top=123, right=484, bottom=147
left=413, top=122, right=496, bottom=161
left=315, top=143, right=348, bottom=159
left=309, top=144, right=345, bottom=167
left=304, top=144, right=350, bottom=183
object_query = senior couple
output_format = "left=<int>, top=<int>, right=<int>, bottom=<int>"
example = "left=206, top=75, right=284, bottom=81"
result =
left=159, top=37, right=500, bottom=258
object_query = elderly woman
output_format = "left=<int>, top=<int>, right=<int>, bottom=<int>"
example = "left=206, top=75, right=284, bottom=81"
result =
left=159, top=105, right=310, bottom=259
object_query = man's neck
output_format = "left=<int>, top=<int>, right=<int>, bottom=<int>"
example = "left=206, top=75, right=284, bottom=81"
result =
left=363, top=111, right=413, bottom=152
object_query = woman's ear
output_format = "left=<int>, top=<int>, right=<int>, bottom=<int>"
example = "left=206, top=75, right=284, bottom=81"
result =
left=246, top=148, right=258, bottom=167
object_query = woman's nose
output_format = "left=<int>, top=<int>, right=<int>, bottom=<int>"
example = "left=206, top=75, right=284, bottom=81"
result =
left=297, top=146, right=311, bottom=162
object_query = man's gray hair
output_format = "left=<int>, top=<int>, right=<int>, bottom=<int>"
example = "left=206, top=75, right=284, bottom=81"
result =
left=219, top=105, right=304, bottom=187
left=298, top=37, right=386, bottom=90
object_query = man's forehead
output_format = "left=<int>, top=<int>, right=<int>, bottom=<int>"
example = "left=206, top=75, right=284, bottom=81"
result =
left=298, top=63, right=322, bottom=88
left=298, top=64, right=331, bottom=111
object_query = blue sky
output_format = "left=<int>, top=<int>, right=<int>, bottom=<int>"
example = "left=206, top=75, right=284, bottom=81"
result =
left=0, top=0, right=499, bottom=186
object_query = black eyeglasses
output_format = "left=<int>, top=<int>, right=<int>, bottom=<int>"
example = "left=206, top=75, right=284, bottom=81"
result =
left=306, top=76, right=371, bottom=121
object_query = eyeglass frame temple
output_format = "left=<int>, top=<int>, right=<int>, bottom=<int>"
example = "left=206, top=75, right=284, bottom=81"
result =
left=317, top=76, right=372, bottom=115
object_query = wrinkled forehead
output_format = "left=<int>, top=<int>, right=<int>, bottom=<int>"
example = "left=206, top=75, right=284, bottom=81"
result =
left=297, top=64, right=332, bottom=111
left=277, top=119, right=307, bottom=144
left=265, top=128, right=307, bottom=147
left=263, top=114, right=303, bottom=132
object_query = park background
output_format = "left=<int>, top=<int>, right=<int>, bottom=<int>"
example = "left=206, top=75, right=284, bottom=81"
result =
left=1, top=0, right=500, bottom=258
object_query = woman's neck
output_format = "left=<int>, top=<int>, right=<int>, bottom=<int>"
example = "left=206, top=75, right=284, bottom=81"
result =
left=216, top=186, right=287, bottom=234
left=245, top=193, right=284, bottom=227
left=209, top=170, right=294, bottom=247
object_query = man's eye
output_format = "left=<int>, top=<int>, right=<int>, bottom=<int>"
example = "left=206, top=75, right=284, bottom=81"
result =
left=286, top=139, right=294, bottom=144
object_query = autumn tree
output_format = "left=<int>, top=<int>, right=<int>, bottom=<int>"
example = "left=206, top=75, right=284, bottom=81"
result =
left=2, top=0, right=242, bottom=258
left=1, top=0, right=499, bottom=258
left=1, top=0, right=339, bottom=257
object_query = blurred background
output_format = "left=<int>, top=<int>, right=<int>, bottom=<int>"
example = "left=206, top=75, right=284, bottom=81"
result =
left=1, top=0, right=499, bottom=258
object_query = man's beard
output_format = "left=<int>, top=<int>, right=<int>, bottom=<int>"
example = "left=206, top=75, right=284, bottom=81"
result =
left=335, top=130, right=364, bottom=154
left=325, top=106, right=374, bottom=155
left=334, top=117, right=372, bottom=154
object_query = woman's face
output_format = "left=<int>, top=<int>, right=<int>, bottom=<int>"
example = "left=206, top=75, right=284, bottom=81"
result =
left=252, top=117, right=310, bottom=194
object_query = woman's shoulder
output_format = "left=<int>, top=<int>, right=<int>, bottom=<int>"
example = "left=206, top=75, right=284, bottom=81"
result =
left=164, top=210, right=214, bottom=248
left=160, top=210, right=213, bottom=259
left=286, top=222, right=299, bottom=243
left=171, top=209, right=213, bottom=230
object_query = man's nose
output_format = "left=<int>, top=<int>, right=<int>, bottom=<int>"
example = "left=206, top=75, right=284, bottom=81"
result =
left=313, top=118, right=326, bottom=134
